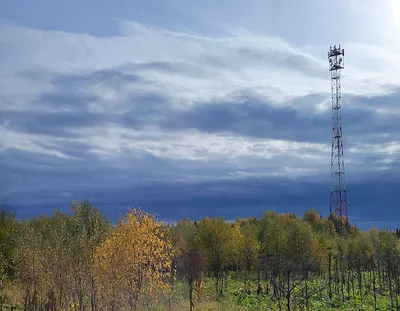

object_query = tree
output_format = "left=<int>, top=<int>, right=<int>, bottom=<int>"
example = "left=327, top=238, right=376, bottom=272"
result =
left=180, top=250, right=207, bottom=311
left=170, top=219, right=207, bottom=311
left=377, top=229, right=399, bottom=310
left=302, top=208, right=322, bottom=225
left=235, top=218, right=260, bottom=292
left=15, top=216, right=50, bottom=311
left=93, top=209, right=172, bottom=311
left=328, top=213, right=350, bottom=236
left=260, top=214, right=324, bottom=311
left=68, top=200, right=110, bottom=311
left=0, top=205, right=18, bottom=311
left=197, top=217, right=237, bottom=299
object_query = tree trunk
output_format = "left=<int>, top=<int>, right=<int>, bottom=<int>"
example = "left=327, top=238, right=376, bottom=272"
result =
left=373, top=262, right=377, bottom=311
left=351, top=271, right=355, bottom=300
left=277, top=294, right=282, bottom=311
left=24, top=288, right=30, bottom=311
left=396, top=272, right=399, bottom=311
left=257, top=268, right=262, bottom=295
left=215, top=273, right=219, bottom=297
left=169, top=262, right=175, bottom=311
left=286, top=271, right=291, bottom=311
left=59, top=271, right=63, bottom=311
left=328, top=252, right=332, bottom=300
left=196, top=278, right=202, bottom=303
left=358, top=269, right=363, bottom=305
left=346, top=272, right=350, bottom=300
left=334, top=255, right=339, bottom=297
left=78, top=277, right=83, bottom=311
left=389, top=268, right=394, bottom=310
left=341, top=270, right=345, bottom=302
left=220, top=272, right=224, bottom=297
left=91, top=275, right=96, bottom=311
left=189, top=282, right=194, bottom=311
left=305, top=278, right=309, bottom=310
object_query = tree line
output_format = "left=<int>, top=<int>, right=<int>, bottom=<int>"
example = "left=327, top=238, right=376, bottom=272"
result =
left=1, top=200, right=400, bottom=311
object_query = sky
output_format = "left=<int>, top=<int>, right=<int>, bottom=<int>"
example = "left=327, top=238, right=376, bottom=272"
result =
left=1, top=0, right=400, bottom=229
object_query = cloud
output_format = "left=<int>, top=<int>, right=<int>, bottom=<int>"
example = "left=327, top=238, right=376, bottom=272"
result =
left=9, top=166, right=400, bottom=230
left=3, top=68, right=399, bottom=176
left=0, top=21, right=332, bottom=107
left=1, top=20, right=400, bottom=227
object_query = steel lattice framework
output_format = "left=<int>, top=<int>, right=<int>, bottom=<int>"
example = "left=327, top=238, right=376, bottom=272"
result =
left=328, top=45, right=348, bottom=222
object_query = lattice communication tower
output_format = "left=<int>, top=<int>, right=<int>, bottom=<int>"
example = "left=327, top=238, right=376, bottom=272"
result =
left=328, top=45, right=348, bottom=222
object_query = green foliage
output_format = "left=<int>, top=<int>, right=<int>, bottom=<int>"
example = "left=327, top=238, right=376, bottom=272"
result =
left=0, top=205, right=17, bottom=279
left=0, top=204, right=18, bottom=309
left=9, top=201, right=111, bottom=311
left=3, top=205, right=400, bottom=311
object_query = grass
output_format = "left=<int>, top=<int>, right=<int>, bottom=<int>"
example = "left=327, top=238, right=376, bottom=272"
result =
left=2, top=276, right=395, bottom=311
left=165, top=276, right=395, bottom=311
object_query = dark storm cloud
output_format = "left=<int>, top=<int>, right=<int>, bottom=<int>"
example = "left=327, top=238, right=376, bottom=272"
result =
left=158, top=93, right=400, bottom=145
left=350, top=87, right=400, bottom=109
left=0, top=145, right=237, bottom=205
left=1, top=92, right=171, bottom=138
left=10, top=169, right=400, bottom=230
left=36, top=92, right=99, bottom=111
left=1, top=68, right=172, bottom=137
left=0, top=109, right=108, bottom=137
left=161, top=97, right=328, bottom=142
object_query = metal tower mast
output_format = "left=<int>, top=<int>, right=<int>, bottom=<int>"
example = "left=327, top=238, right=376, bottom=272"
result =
left=328, top=45, right=348, bottom=222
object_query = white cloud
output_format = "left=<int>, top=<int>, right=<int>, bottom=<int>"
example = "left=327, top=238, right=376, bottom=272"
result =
left=1, top=19, right=400, bottom=187
left=0, top=22, right=363, bottom=105
left=0, top=126, right=70, bottom=159
left=2, top=20, right=400, bottom=112
left=71, top=125, right=329, bottom=162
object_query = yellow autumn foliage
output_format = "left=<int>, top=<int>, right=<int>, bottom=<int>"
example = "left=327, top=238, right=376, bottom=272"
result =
left=93, top=209, right=172, bottom=311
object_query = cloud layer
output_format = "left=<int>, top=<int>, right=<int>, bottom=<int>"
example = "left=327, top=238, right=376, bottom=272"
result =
left=1, top=19, right=400, bottom=228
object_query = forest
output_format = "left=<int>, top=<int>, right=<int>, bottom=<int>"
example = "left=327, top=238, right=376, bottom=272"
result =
left=1, top=200, right=400, bottom=311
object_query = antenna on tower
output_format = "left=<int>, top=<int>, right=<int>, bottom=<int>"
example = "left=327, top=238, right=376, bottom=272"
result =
left=328, top=44, right=348, bottom=228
